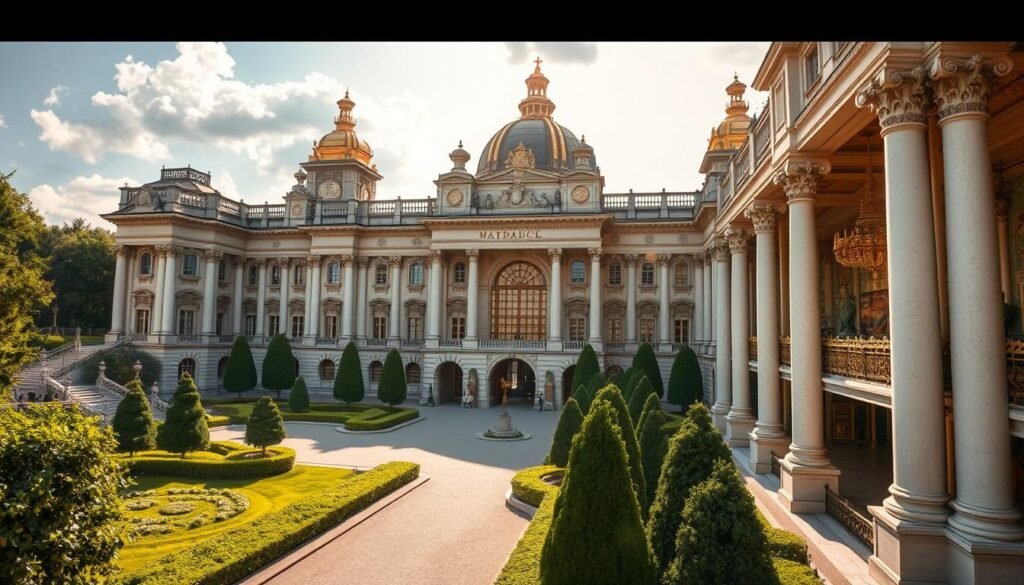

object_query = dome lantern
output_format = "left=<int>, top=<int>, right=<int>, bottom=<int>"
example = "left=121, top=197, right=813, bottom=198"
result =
left=518, top=56, right=557, bottom=120
left=309, top=89, right=375, bottom=165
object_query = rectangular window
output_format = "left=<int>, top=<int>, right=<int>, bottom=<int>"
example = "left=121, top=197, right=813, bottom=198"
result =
left=804, top=45, right=820, bottom=90
left=245, top=315, right=256, bottom=337
left=569, top=317, right=587, bottom=341
left=325, top=315, right=338, bottom=339
left=217, top=260, right=226, bottom=282
left=328, top=262, right=340, bottom=284
left=608, top=263, right=622, bottom=286
left=135, top=309, right=150, bottom=335
left=451, top=317, right=466, bottom=339
left=570, top=260, right=586, bottom=284
left=376, top=264, right=388, bottom=285
left=409, top=262, right=424, bottom=286
left=271, top=266, right=281, bottom=286
left=373, top=316, right=387, bottom=339
left=178, top=310, right=195, bottom=335
left=640, top=319, right=655, bottom=343
left=674, top=319, right=690, bottom=344
left=182, top=254, right=199, bottom=277
left=216, top=313, right=224, bottom=336
left=407, top=317, right=422, bottom=340
left=773, top=81, right=786, bottom=130
left=674, top=264, right=689, bottom=286
left=641, top=263, right=655, bottom=286
left=294, top=268, right=305, bottom=286
left=269, top=315, right=280, bottom=335
left=248, top=266, right=258, bottom=286
left=291, top=315, right=304, bottom=338
left=606, top=318, right=623, bottom=343
left=453, top=262, right=466, bottom=284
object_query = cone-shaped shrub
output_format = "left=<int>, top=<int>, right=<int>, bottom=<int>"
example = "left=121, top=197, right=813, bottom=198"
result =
left=570, top=343, right=600, bottom=396
left=573, top=384, right=592, bottom=414
left=111, top=377, right=156, bottom=456
left=156, top=372, right=210, bottom=458
left=544, top=397, right=584, bottom=467
left=667, top=345, right=703, bottom=412
left=539, top=401, right=656, bottom=585
left=261, top=334, right=296, bottom=399
left=223, top=336, right=257, bottom=398
left=663, top=459, right=775, bottom=585
left=288, top=376, right=310, bottom=412
left=585, top=373, right=606, bottom=400
left=334, top=341, right=365, bottom=404
left=636, top=393, right=667, bottom=516
left=245, top=396, right=287, bottom=456
left=593, top=384, right=646, bottom=515
left=627, top=375, right=656, bottom=424
left=631, top=342, right=664, bottom=398
left=646, top=402, right=732, bottom=577
left=377, top=349, right=407, bottom=406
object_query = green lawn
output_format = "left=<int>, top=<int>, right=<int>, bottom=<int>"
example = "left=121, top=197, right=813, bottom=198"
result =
left=118, top=465, right=354, bottom=574
left=208, top=400, right=418, bottom=430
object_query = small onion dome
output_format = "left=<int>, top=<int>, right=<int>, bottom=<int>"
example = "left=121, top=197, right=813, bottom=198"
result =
left=449, top=140, right=471, bottom=171
left=294, top=169, right=307, bottom=185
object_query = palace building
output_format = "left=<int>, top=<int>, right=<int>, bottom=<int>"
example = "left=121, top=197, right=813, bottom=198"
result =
left=104, top=43, right=1024, bottom=583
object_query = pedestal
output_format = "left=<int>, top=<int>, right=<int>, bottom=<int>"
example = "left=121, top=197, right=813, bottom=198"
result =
left=778, top=458, right=840, bottom=514
left=868, top=505, right=947, bottom=585
left=711, top=403, right=730, bottom=434
left=945, top=526, right=1024, bottom=585
left=725, top=414, right=755, bottom=447
left=748, top=432, right=789, bottom=474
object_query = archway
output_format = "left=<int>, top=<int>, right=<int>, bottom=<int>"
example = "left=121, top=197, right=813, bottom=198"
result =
left=435, top=362, right=463, bottom=405
left=562, top=365, right=576, bottom=399
left=491, top=261, right=546, bottom=340
left=490, top=358, right=536, bottom=407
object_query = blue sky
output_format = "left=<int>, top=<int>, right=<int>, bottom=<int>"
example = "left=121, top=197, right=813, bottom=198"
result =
left=0, top=42, right=769, bottom=228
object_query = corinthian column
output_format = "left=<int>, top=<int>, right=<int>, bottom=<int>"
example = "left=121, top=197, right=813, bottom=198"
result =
left=931, top=55, right=1024, bottom=548
left=278, top=260, right=290, bottom=336
left=693, top=256, right=704, bottom=347
left=110, top=245, right=128, bottom=336
left=201, top=249, right=221, bottom=336
left=151, top=247, right=167, bottom=336
left=657, top=254, right=672, bottom=347
left=625, top=254, right=638, bottom=345
left=160, top=246, right=180, bottom=335
left=388, top=256, right=402, bottom=342
left=588, top=248, right=602, bottom=343
left=427, top=250, right=443, bottom=341
left=548, top=249, right=562, bottom=342
left=308, top=256, right=322, bottom=339
left=232, top=256, right=244, bottom=336
left=341, top=255, right=355, bottom=340
left=773, top=161, right=839, bottom=513
left=725, top=229, right=754, bottom=446
left=466, top=249, right=480, bottom=342
left=710, top=241, right=731, bottom=433
left=255, top=259, right=267, bottom=337
left=355, top=257, right=369, bottom=341
left=703, top=249, right=713, bottom=346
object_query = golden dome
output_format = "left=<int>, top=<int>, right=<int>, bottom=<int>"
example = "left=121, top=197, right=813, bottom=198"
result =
left=707, top=74, right=751, bottom=152
left=309, top=91, right=374, bottom=165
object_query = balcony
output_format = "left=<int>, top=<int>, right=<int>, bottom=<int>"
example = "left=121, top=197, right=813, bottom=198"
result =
left=177, top=334, right=202, bottom=344
left=561, top=340, right=586, bottom=351
left=605, top=342, right=626, bottom=352
left=316, top=337, right=338, bottom=346
left=479, top=339, right=547, bottom=350
left=821, top=337, right=891, bottom=385
left=366, top=338, right=388, bottom=347
left=401, top=339, right=424, bottom=349
left=439, top=338, right=463, bottom=348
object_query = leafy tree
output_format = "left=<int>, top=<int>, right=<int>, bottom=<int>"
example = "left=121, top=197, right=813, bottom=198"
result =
left=627, top=374, right=656, bottom=424
left=111, top=377, right=156, bottom=456
left=569, top=343, right=600, bottom=397
left=0, top=172, right=53, bottom=398
left=636, top=393, right=668, bottom=516
left=261, top=334, right=296, bottom=399
left=539, top=401, right=655, bottom=585
left=631, top=342, right=664, bottom=398
left=223, top=336, right=257, bottom=398
left=334, top=341, right=365, bottom=403
left=0, top=403, right=130, bottom=583
left=155, top=372, right=210, bottom=458
left=288, top=376, right=310, bottom=413
left=572, top=384, right=592, bottom=414
left=593, top=384, right=647, bottom=515
left=544, top=397, right=584, bottom=467
left=36, top=218, right=115, bottom=329
left=81, top=345, right=160, bottom=389
left=377, top=349, right=407, bottom=406
left=646, top=402, right=732, bottom=577
left=667, top=345, right=703, bottom=412
left=663, top=459, right=775, bottom=585
left=245, top=396, right=287, bottom=456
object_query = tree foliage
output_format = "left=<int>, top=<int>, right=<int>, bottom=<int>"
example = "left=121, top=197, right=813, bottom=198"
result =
left=631, top=342, right=664, bottom=398
left=572, top=384, right=592, bottom=414
left=223, top=336, right=257, bottom=397
left=287, top=376, right=310, bottom=413
left=156, top=372, right=210, bottom=458
left=261, top=334, right=296, bottom=399
left=0, top=403, right=130, bottom=583
left=111, top=377, right=156, bottom=456
left=334, top=341, right=365, bottom=404
left=245, top=396, right=287, bottom=456
left=593, top=384, right=647, bottom=515
left=569, top=343, right=600, bottom=398
left=585, top=372, right=606, bottom=401
left=627, top=374, right=656, bottom=424
left=545, top=397, right=584, bottom=467
left=667, top=346, right=703, bottom=412
left=81, top=345, right=160, bottom=389
left=377, top=349, right=407, bottom=406
left=36, top=218, right=115, bottom=329
left=636, top=393, right=667, bottom=517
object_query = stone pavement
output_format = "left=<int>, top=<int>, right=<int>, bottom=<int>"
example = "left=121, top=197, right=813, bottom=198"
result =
left=212, top=404, right=556, bottom=585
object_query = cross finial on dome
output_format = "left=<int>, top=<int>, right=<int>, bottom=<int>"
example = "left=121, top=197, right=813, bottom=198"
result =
left=458, top=140, right=463, bottom=148
left=534, top=56, right=543, bottom=72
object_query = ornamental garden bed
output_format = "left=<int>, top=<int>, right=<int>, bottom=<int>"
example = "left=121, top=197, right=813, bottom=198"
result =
left=207, top=400, right=418, bottom=431
left=114, top=440, right=297, bottom=479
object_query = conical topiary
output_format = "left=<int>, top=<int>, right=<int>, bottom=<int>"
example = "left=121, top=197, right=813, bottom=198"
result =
left=636, top=393, right=668, bottom=517
left=667, top=345, right=703, bottom=412
left=573, top=384, right=592, bottom=415
left=663, top=459, right=775, bottom=585
left=631, top=342, right=664, bottom=398
left=155, top=372, right=210, bottom=458
left=377, top=349, right=407, bottom=406
left=539, top=401, right=656, bottom=585
left=288, top=376, right=310, bottom=413
left=585, top=373, right=606, bottom=402
left=569, top=343, right=600, bottom=397
left=592, top=384, right=647, bottom=516
left=334, top=341, right=365, bottom=404
left=544, top=397, right=584, bottom=467
left=223, top=335, right=257, bottom=398
left=261, top=334, right=296, bottom=399
left=627, top=374, right=656, bottom=424
left=111, top=377, right=156, bottom=456
left=646, top=402, right=732, bottom=578
left=244, top=396, right=286, bottom=456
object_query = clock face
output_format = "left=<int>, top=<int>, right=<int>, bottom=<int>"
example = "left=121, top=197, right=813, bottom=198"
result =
left=291, top=203, right=304, bottom=218
left=447, top=189, right=463, bottom=207
left=318, top=180, right=341, bottom=199
left=571, top=185, right=590, bottom=204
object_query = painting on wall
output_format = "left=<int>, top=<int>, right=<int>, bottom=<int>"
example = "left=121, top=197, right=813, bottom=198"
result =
left=859, top=289, right=889, bottom=337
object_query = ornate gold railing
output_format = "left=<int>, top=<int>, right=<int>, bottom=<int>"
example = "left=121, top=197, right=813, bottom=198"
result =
left=821, top=336, right=891, bottom=385
left=749, top=336, right=757, bottom=361
left=825, top=485, right=874, bottom=550
left=1006, top=339, right=1024, bottom=405
left=779, top=337, right=791, bottom=366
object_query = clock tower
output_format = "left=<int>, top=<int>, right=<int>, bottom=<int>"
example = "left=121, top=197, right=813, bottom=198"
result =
left=303, top=90, right=382, bottom=206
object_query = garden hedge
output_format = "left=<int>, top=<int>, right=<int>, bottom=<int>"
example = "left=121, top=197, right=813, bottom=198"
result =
left=758, top=509, right=809, bottom=564
left=205, top=414, right=231, bottom=427
left=117, top=461, right=420, bottom=585
left=510, top=465, right=562, bottom=508
left=494, top=495, right=556, bottom=585
left=115, top=441, right=296, bottom=479
left=772, top=558, right=822, bottom=585
left=343, top=407, right=419, bottom=431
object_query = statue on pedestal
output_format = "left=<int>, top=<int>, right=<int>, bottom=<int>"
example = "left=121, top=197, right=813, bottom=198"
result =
left=836, top=285, right=857, bottom=337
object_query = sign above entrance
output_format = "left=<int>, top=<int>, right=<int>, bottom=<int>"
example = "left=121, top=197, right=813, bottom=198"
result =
left=480, top=229, right=542, bottom=241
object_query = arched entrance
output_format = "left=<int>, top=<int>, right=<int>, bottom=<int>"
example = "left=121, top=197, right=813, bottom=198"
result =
left=491, top=261, right=546, bottom=340
left=490, top=358, right=536, bottom=407
left=562, top=365, right=576, bottom=399
left=436, top=362, right=463, bottom=405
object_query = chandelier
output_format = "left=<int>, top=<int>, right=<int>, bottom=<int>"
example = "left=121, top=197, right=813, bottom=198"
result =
left=833, top=135, right=887, bottom=278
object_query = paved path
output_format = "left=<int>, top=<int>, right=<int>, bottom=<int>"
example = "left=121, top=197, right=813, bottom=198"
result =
left=213, top=404, right=556, bottom=585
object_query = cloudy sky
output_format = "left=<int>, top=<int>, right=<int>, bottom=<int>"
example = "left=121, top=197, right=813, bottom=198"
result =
left=0, top=42, right=769, bottom=228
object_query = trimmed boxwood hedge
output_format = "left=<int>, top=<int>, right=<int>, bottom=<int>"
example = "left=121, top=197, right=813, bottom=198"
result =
left=115, top=440, right=296, bottom=479
left=117, top=461, right=420, bottom=585
left=205, top=414, right=231, bottom=427
left=757, top=509, right=809, bottom=564
left=772, top=558, right=821, bottom=585
left=511, top=465, right=562, bottom=508
left=207, top=401, right=418, bottom=430
left=494, top=492, right=556, bottom=585
left=343, top=408, right=419, bottom=431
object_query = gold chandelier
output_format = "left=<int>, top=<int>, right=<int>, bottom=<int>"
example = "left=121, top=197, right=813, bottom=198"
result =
left=833, top=136, right=887, bottom=278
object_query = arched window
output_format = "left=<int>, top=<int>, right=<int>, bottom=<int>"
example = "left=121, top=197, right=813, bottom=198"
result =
left=409, top=261, right=424, bottom=286
left=674, top=263, right=688, bottom=286
left=570, top=260, right=586, bottom=284
left=217, top=356, right=228, bottom=378
left=327, top=261, right=341, bottom=284
left=178, top=358, right=196, bottom=379
left=453, top=262, right=466, bottom=284
left=369, top=361, right=384, bottom=383
left=641, top=263, right=655, bottom=286
left=319, top=359, right=336, bottom=381
left=293, top=357, right=301, bottom=377
left=491, top=262, right=547, bottom=340
left=139, top=252, right=153, bottom=275
left=182, top=254, right=199, bottom=277
left=405, top=363, right=421, bottom=384
left=375, top=264, right=388, bottom=285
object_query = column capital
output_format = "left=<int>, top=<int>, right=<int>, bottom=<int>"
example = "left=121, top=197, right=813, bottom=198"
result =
left=692, top=254, right=704, bottom=268
left=427, top=249, right=444, bottom=264
left=547, top=248, right=562, bottom=260
left=773, top=160, right=830, bottom=203
left=202, top=248, right=224, bottom=260
left=726, top=228, right=751, bottom=253
left=339, top=254, right=353, bottom=266
left=623, top=253, right=638, bottom=266
left=114, top=244, right=127, bottom=257
left=167, top=245, right=183, bottom=258
left=930, top=54, right=1013, bottom=121
left=248, top=257, right=268, bottom=267
left=274, top=257, right=291, bottom=268
left=710, top=241, right=730, bottom=262
left=745, top=203, right=780, bottom=232
left=856, top=66, right=929, bottom=130
left=655, top=253, right=672, bottom=266
left=356, top=255, right=370, bottom=268
left=466, top=248, right=479, bottom=260
left=588, top=247, right=602, bottom=261
left=388, top=255, right=403, bottom=267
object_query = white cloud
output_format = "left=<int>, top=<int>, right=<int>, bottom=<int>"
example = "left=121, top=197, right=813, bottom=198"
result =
left=216, top=169, right=239, bottom=199
left=0, top=114, right=6, bottom=128
left=28, top=174, right=137, bottom=228
left=505, top=42, right=598, bottom=65
left=43, top=85, right=67, bottom=107
left=30, top=108, right=170, bottom=164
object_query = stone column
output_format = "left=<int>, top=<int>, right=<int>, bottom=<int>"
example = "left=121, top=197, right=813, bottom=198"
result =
left=341, top=255, right=355, bottom=340
left=932, top=55, right=1024, bottom=549
left=467, top=249, right=480, bottom=341
left=278, top=260, right=290, bottom=336
left=388, top=256, right=402, bottom=341
left=588, top=248, right=602, bottom=342
left=997, top=198, right=1011, bottom=302
left=201, top=249, right=221, bottom=336
left=160, top=246, right=179, bottom=335
left=232, top=256, right=244, bottom=335
left=625, top=254, right=638, bottom=344
left=745, top=205, right=787, bottom=472
left=109, top=245, right=128, bottom=336
left=303, top=261, right=313, bottom=337
left=256, top=259, right=267, bottom=337
left=308, top=256, right=322, bottom=339
left=151, top=247, right=167, bottom=336
left=773, top=161, right=839, bottom=513
left=693, top=256, right=704, bottom=345
left=711, top=241, right=731, bottom=433
left=703, top=250, right=713, bottom=345
left=355, top=257, right=369, bottom=341
left=657, top=254, right=672, bottom=346
left=427, top=250, right=443, bottom=341
left=726, top=229, right=755, bottom=446
left=856, top=65, right=952, bottom=585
